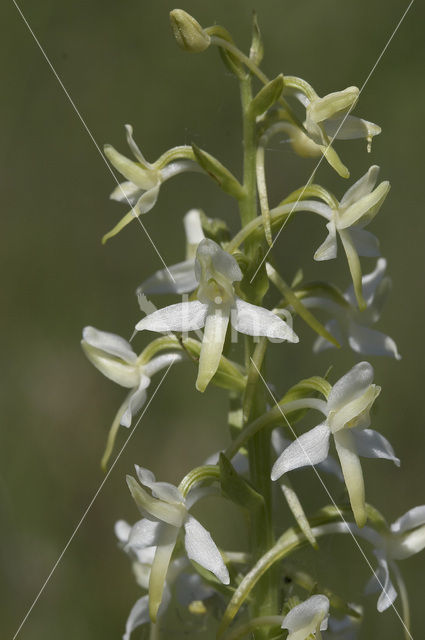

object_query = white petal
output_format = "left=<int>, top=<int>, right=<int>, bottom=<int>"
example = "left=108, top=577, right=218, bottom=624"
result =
left=327, top=362, right=374, bottom=412
left=137, top=260, right=198, bottom=295
left=389, top=526, right=425, bottom=560
left=334, top=430, right=366, bottom=527
left=233, top=298, right=299, bottom=342
left=309, top=87, right=359, bottom=123
left=365, top=555, right=397, bottom=612
left=391, top=506, right=425, bottom=534
left=123, top=595, right=150, bottom=640
left=120, top=382, right=149, bottom=427
left=133, top=183, right=161, bottom=215
left=127, top=475, right=186, bottom=527
left=340, top=166, right=380, bottom=208
left=115, top=520, right=131, bottom=543
left=281, top=594, right=329, bottom=639
left=348, top=323, right=401, bottom=360
left=196, top=307, right=230, bottom=392
left=351, top=428, right=400, bottom=466
left=324, top=114, right=381, bottom=140
left=344, top=257, right=387, bottom=307
left=338, top=181, right=390, bottom=229
left=349, top=228, right=380, bottom=257
left=328, top=384, right=380, bottom=433
left=184, top=515, right=230, bottom=584
left=82, top=326, right=137, bottom=362
left=143, top=352, right=185, bottom=378
left=134, top=466, right=184, bottom=505
left=127, top=519, right=162, bottom=552
left=110, top=181, right=144, bottom=205
left=183, top=209, right=205, bottom=246
left=135, top=465, right=157, bottom=488
left=136, top=300, right=208, bottom=333
left=271, top=424, right=331, bottom=480
left=313, top=319, right=345, bottom=354
left=314, top=221, right=338, bottom=261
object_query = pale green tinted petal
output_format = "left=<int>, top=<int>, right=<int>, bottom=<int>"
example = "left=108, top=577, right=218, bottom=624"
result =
left=136, top=260, right=197, bottom=295
left=120, top=382, right=149, bottom=427
left=271, top=424, right=331, bottom=480
left=195, top=238, right=242, bottom=284
left=82, top=326, right=137, bottom=362
left=184, top=209, right=205, bottom=252
left=123, top=595, right=150, bottom=640
left=391, top=506, right=425, bottom=534
left=136, top=300, right=208, bottom=333
left=278, top=475, right=317, bottom=547
left=318, top=143, right=350, bottom=178
left=338, top=181, right=390, bottom=229
left=110, top=180, right=143, bottom=204
left=328, top=384, right=380, bottom=433
left=314, top=221, right=338, bottom=261
left=340, top=165, right=379, bottom=208
left=339, top=229, right=366, bottom=309
left=334, top=429, right=366, bottom=527
left=349, top=228, right=380, bottom=257
left=327, top=361, right=374, bottom=411
left=390, top=526, right=425, bottom=560
left=125, top=124, right=150, bottom=165
left=196, top=307, right=230, bottom=392
left=115, top=519, right=131, bottom=543
left=308, top=87, right=359, bottom=123
left=81, top=340, right=139, bottom=388
left=281, top=594, right=329, bottom=640
left=233, top=298, right=299, bottom=342
left=149, top=524, right=179, bottom=622
left=126, top=476, right=186, bottom=527
left=348, top=323, right=401, bottom=360
left=134, top=183, right=161, bottom=215
left=351, top=428, right=400, bottom=466
left=184, top=515, right=230, bottom=584
left=365, top=555, right=397, bottom=612
left=104, top=144, right=157, bottom=189
left=324, top=115, right=381, bottom=140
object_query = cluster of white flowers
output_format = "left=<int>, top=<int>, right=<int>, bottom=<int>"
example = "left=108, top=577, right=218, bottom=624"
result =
left=81, top=9, right=422, bottom=640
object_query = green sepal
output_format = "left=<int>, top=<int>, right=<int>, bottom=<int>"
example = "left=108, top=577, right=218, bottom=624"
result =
left=249, top=11, right=264, bottom=65
left=219, top=453, right=264, bottom=511
left=279, top=375, right=331, bottom=423
left=250, top=75, right=284, bottom=118
left=192, top=144, right=245, bottom=199
left=235, top=246, right=269, bottom=306
left=205, top=25, right=246, bottom=79
left=199, top=210, right=231, bottom=245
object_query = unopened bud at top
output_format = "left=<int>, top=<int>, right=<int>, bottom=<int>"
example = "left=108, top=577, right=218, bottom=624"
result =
left=170, top=9, right=211, bottom=53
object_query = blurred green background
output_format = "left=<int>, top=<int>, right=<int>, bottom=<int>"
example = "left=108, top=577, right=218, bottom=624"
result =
left=1, top=0, right=424, bottom=638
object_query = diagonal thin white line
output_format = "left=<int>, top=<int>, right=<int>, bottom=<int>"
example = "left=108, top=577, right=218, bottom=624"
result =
left=12, top=0, right=175, bottom=281
left=250, top=357, right=414, bottom=639
left=250, top=0, right=414, bottom=283
left=11, top=358, right=177, bottom=640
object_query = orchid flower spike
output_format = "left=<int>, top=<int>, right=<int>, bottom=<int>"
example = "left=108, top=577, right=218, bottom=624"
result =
left=313, top=166, right=390, bottom=309
left=271, top=362, right=399, bottom=527
left=102, top=124, right=200, bottom=242
left=305, top=258, right=401, bottom=359
left=136, top=209, right=205, bottom=298
left=126, top=466, right=229, bottom=622
left=135, top=239, right=299, bottom=392
left=281, top=594, right=329, bottom=640
left=81, top=326, right=184, bottom=468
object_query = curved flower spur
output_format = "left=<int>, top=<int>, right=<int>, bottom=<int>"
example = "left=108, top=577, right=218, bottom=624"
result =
left=81, top=326, right=185, bottom=468
left=135, top=239, right=299, bottom=392
left=271, top=362, right=399, bottom=527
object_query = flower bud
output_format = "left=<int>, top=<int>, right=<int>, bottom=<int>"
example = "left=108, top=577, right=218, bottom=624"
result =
left=169, top=9, right=211, bottom=53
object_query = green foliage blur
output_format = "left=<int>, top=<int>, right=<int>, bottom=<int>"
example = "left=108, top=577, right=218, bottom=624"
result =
left=1, top=1, right=424, bottom=638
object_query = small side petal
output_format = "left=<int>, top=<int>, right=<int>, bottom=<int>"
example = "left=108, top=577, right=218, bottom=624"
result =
left=314, top=221, right=338, bottom=261
left=327, top=361, right=374, bottom=412
left=120, top=382, right=149, bottom=428
left=271, top=424, right=331, bottom=481
left=137, top=260, right=198, bottom=295
left=184, top=515, right=230, bottom=584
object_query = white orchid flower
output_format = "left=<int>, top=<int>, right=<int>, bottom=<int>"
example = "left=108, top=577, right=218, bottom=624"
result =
left=102, top=124, right=200, bottom=242
left=126, top=465, right=230, bottom=622
left=304, top=258, right=401, bottom=359
left=281, top=594, right=329, bottom=640
left=81, top=326, right=184, bottom=467
left=136, top=209, right=205, bottom=297
left=313, top=166, right=390, bottom=309
left=135, top=239, right=299, bottom=392
left=286, top=86, right=380, bottom=178
left=271, top=362, right=399, bottom=527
